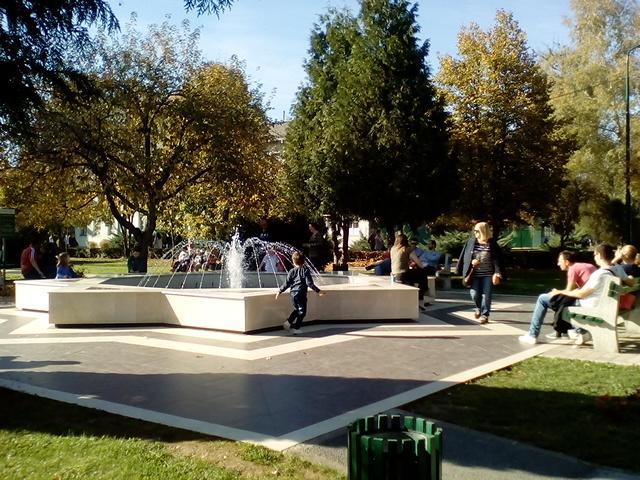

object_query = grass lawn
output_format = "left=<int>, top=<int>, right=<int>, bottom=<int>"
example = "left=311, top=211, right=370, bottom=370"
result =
left=496, top=268, right=565, bottom=295
left=446, top=268, right=564, bottom=296
left=404, top=357, right=640, bottom=473
left=0, top=388, right=344, bottom=480
left=71, top=257, right=129, bottom=275
left=3, top=359, right=639, bottom=476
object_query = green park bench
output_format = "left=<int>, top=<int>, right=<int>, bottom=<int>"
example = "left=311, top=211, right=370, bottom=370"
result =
left=562, top=276, right=622, bottom=353
left=617, top=278, right=640, bottom=336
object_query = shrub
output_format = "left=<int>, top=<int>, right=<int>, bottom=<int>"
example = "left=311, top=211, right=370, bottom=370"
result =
left=100, top=238, right=124, bottom=258
left=432, top=230, right=469, bottom=256
left=350, top=237, right=371, bottom=253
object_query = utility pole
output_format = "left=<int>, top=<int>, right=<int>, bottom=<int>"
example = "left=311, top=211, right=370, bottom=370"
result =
left=625, top=43, right=640, bottom=243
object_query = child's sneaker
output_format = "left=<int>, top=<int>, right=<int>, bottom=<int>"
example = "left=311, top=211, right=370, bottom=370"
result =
left=518, top=334, right=537, bottom=345
left=282, top=321, right=291, bottom=331
left=479, top=315, right=489, bottom=324
left=291, top=328, right=302, bottom=335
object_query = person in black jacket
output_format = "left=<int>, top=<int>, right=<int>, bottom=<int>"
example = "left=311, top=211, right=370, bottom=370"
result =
left=276, top=251, right=325, bottom=334
left=456, top=222, right=504, bottom=324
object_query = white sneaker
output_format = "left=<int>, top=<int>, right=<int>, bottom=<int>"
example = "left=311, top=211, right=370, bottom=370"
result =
left=518, top=334, right=537, bottom=345
left=291, top=328, right=302, bottom=335
left=567, top=329, right=577, bottom=339
left=575, top=331, right=592, bottom=345
left=283, top=321, right=291, bottom=331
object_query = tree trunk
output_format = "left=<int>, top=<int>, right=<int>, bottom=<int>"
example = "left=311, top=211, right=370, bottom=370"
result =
left=340, top=218, right=349, bottom=269
left=330, top=217, right=340, bottom=266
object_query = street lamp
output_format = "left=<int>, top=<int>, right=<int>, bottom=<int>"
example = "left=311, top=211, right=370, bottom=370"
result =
left=625, top=43, right=640, bottom=243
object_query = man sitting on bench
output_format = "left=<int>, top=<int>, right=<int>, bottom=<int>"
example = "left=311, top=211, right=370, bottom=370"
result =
left=519, top=250, right=596, bottom=345
left=520, top=245, right=629, bottom=345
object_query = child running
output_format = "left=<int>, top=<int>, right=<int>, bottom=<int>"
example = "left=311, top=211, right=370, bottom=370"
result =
left=275, top=251, right=325, bottom=335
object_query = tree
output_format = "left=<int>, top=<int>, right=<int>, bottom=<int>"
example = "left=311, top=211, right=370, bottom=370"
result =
left=0, top=0, right=117, bottom=134
left=8, top=21, right=272, bottom=267
left=0, top=149, right=110, bottom=236
left=157, top=61, right=279, bottom=240
left=547, top=178, right=596, bottom=248
left=184, top=0, right=234, bottom=15
left=541, top=0, right=640, bottom=240
left=283, top=0, right=451, bottom=267
left=438, top=10, right=570, bottom=231
left=0, top=0, right=234, bottom=135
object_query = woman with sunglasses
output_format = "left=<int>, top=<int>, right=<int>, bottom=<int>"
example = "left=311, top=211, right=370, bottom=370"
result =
left=456, top=222, right=504, bottom=323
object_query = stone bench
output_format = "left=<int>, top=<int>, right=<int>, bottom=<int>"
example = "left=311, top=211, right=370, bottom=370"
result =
left=400, top=275, right=436, bottom=304
left=435, top=254, right=453, bottom=290
left=562, top=276, right=621, bottom=353
left=617, top=278, right=640, bottom=335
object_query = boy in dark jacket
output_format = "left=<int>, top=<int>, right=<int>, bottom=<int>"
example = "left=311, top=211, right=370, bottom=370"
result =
left=275, top=251, right=325, bottom=335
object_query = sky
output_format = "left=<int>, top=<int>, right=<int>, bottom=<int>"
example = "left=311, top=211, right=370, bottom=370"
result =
left=109, top=0, right=574, bottom=121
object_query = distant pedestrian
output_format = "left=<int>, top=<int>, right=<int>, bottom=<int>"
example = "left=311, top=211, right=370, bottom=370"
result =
left=368, top=228, right=385, bottom=251
left=127, top=246, right=147, bottom=273
left=391, top=233, right=428, bottom=311
left=20, top=239, right=45, bottom=279
left=416, top=240, right=442, bottom=276
left=258, top=218, right=272, bottom=242
left=55, top=252, right=80, bottom=279
left=275, top=251, right=325, bottom=335
left=39, top=242, right=58, bottom=279
left=260, top=247, right=285, bottom=273
left=305, top=222, right=327, bottom=271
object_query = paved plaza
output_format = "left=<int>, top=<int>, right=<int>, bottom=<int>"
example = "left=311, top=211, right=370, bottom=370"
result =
left=1, top=291, right=640, bottom=478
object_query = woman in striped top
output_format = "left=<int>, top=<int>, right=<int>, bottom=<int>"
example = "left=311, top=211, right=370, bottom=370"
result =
left=456, top=222, right=504, bottom=324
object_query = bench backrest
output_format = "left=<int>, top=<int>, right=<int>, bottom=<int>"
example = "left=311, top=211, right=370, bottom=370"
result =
left=595, top=276, right=622, bottom=324
left=620, top=277, right=640, bottom=295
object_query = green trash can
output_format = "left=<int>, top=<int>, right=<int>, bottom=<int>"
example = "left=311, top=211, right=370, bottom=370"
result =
left=348, top=413, right=442, bottom=480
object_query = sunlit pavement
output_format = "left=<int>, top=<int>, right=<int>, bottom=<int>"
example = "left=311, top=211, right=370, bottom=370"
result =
left=0, top=293, right=639, bottom=478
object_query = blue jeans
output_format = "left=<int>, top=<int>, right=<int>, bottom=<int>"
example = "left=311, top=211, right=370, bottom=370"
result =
left=528, top=292, right=553, bottom=337
left=470, top=275, right=493, bottom=317
left=286, top=291, right=308, bottom=329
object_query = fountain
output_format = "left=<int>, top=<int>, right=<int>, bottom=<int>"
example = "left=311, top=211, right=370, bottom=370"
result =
left=130, top=232, right=308, bottom=290
left=15, top=236, right=423, bottom=332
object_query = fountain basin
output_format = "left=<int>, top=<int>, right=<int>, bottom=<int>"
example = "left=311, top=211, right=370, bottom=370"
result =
left=15, top=273, right=424, bottom=332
